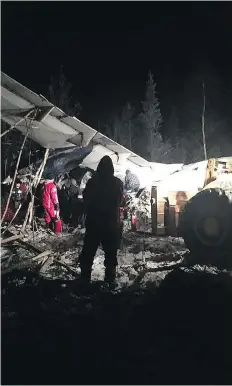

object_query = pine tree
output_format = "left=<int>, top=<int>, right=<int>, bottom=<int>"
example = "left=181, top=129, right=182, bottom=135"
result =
left=165, top=106, right=180, bottom=138
left=121, top=102, right=135, bottom=150
left=141, top=72, right=171, bottom=162
left=102, top=102, right=136, bottom=151
left=48, top=65, right=82, bottom=117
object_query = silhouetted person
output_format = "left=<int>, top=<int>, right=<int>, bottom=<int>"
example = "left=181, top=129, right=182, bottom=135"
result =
left=79, top=156, right=123, bottom=284
left=12, top=178, right=27, bottom=209
left=124, top=169, right=140, bottom=192
left=58, top=185, right=71, bottom=223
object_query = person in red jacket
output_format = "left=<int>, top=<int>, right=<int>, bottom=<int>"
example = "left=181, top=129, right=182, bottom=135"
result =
left=42, top=173, right=60, bottom=231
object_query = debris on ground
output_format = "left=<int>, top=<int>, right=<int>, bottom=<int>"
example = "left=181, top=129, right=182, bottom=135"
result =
left=1, top=225, right=188, bottom=287
left=2, top=226, right=232, bottom=385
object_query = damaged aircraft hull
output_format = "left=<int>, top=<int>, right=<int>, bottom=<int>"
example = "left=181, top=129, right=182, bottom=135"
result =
left=17, top=145, right=93, bottom=179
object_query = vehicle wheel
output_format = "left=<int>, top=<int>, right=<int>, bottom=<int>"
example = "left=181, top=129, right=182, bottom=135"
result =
left=178, top=188, right=232, bottom=262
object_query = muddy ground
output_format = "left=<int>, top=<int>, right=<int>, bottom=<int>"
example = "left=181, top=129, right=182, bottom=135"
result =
left=1, top=229, right=232, bottom=384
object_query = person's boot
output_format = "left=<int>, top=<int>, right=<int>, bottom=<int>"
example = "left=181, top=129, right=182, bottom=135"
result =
left=104, top=266, right=116, bottom=284
left=80, top=267, right=91, bottom=284
left=75, top=267, right=92, bottom=295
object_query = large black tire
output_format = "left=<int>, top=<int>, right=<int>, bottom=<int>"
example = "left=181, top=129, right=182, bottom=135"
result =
left=178, top=188, right=232, bottom=263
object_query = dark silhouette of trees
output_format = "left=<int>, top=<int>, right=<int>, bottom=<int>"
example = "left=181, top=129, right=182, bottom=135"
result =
left=102, top=102, right=136, bottom=151
left=140, top=72, right=173, bottom=162
left=2, top=65, right=232, bottom=176
left=48, top=65, right=82, bottom=117
left=104, top=68, right=232, bottom=164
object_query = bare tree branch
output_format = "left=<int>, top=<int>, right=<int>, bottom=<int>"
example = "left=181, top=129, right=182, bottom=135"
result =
left=201, top=82, right=207, bottom=160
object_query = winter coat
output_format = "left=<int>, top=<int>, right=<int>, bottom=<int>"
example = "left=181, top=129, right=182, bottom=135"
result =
left=124, top=171, right=140, bottom=191
left=69, top=179, right=80, bottom=197
left=42, top=180, right=59, bottom=218
left=83, top=156, right=123, bottom=228
left=12, top=183, right=27, bottom=202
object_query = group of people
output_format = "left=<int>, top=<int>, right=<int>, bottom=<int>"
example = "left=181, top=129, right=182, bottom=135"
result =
left=4, top=160, right=141, bottom=285
left=40, top=171, right=93, bottom=232
left=8, top=159, right=137, bottom=284
left=58, top=171, right=93, bottom=227
left=42, top=158, right=140, bottom=284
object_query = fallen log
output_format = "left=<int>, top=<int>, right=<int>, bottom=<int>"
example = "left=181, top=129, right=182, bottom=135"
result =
left=1, top=250, right=52, bottom=276
left=1, top=230, right=45, bottom=257
left=1, top=234, right=23, bottom=245
left=53, top=258, right=79, bottom=278
left=132, top=261, right=188, bottom=286
left=32, top=250, right=53, bottom=261
left=39, top=255, right=54, bottom=274
left=1, top=229, right=80, bottom=277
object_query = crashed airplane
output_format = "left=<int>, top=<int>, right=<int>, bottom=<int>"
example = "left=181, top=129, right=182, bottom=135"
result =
left=1, top=71, right=153, bottom=179
left=1, top=72, right=232, bottom=263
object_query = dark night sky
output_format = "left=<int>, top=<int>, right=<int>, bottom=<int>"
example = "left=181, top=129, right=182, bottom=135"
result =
left=2, top=1, right=232, bottom=128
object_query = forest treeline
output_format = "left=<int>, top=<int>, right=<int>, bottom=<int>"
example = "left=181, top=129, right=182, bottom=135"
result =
left=1, top=65, right=232, bottom=179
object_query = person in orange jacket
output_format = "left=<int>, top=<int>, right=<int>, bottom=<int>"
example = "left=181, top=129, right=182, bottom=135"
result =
left=42, top=173, right=60, bottom=231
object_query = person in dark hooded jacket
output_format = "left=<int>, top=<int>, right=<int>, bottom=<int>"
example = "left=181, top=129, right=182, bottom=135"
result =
left=79, top=155, right=123, bottom=284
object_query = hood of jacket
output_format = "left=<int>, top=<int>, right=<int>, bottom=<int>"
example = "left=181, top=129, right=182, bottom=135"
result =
left=96, top=156, right=114, bottom=177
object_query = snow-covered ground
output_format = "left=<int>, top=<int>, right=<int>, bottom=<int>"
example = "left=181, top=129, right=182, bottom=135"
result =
left=2, top=227, right=227, bottom=292
left=2, top=227, right=232, bottom=385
